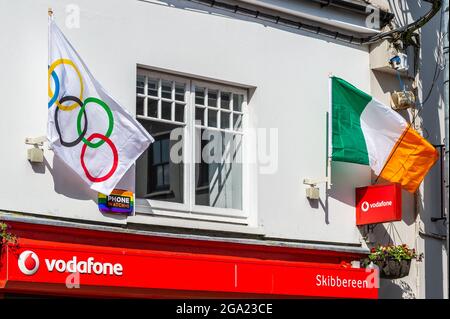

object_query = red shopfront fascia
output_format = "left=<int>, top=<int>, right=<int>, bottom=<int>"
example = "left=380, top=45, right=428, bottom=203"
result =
left=0, top=220, right=378, bottom=299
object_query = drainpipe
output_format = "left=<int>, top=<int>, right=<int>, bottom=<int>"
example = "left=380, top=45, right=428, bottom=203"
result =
left=443, top=0, right=449, bottom=292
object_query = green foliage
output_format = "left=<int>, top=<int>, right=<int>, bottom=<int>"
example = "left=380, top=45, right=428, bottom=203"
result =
left=362, top=244, right=423, bottom=268
left=0, top=222, right=17, bottom=246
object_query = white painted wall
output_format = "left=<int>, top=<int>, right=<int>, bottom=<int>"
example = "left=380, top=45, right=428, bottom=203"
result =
left=0, top=0, right=373, bottom=245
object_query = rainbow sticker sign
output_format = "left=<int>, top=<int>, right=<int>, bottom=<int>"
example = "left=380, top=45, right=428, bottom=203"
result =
left=98, top=189, right=134, bottom=215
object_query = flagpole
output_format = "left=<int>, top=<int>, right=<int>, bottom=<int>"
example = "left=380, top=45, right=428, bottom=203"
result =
left=327, top=73, right=333, bottom=190
left=48, top=8, right=53, bottom=56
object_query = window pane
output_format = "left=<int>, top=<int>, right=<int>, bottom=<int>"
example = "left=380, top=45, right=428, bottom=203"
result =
left=195, top=107, right=205, bottom=126
left=175, top=82, right=185, bottom=102
left=220, top=92, right=231, bottom=109
left=136, top=120, right=184, bottom=203
left=156, top=165, right=164, bottom=187
left=195, top=87, right=205, bottom=105
left=195, top=129, right=242, bottom=209
left=147, top=78, right=158, bottom=97
left=233, top=113, right=242, bottom=131
left=162, top=80, right=172, bottom=99
left=136, top=96, right=144, bottom=116
left=163, top=163, right=170, bottom=185
left=208, top=90, right=218, bottom=107
left=152, top=141, right=161, bottom=164
left=175, top=103, right=184, bottom=122
left=208, top=108, right=218, bottom=128
left=233, top=94, right=243, bottom=112
left=161, top=138, right=170, bottom=163
left=161, top=101, right=171, bottom=120
left=148, top=99, right=158, bottom=118
left=220, top=111, right=230, bottom=130
left=136, top=75, right=145, bottom=94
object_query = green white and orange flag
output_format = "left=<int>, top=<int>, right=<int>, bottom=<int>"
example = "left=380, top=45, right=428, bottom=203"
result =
left=330, top=76, right=438, bottom=193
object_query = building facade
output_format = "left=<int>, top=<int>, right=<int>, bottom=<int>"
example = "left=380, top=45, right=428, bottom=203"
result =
left=0, top=0, right=447, bottom=298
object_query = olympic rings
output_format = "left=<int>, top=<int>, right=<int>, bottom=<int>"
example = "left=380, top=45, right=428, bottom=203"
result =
left=77, top=97, right=114, bottom=149
left=48, top=68, right=60, bottom=108
left=48, top=59, right=84, bottom=111
left=48, top=57, right=119, bottom=184
left=80, top=133, right=118, bottom=183
left=55, top=96, right=88, bottom=147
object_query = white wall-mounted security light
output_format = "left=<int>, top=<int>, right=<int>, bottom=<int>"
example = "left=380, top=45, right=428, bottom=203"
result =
left=25, top=136, right=47, bottom=163
left=303, top=178, right=329, bottom=200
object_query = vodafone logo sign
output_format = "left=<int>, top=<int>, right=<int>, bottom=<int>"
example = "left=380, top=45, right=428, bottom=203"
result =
left=18, top=250, right=40, bottom=275
left=361, top=201, right=369, bottom=212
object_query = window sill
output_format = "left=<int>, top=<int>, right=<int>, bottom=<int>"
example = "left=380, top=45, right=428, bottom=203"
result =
left=135, top=198, right=248, bottom=224
left=127, top=213, right=263, bottom=236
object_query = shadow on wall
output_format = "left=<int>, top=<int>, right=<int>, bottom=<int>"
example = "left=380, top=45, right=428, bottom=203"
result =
left=307, top=195, right=329, bottom=224
left=379, top=278, right=416, bottom=299
left=388, top=0, right=411, bottom=27
left=417, top=153, right=446, bottom=298
left=424, top=233, right=446, bottom=298
left=37, top=153, right=134, bottom=221
left=306, top=161, right=371, bottom=225
left=328, top=161, right=371, bottom=206
left=43, top=155, right=98, bottom=201
left=308, top=162, right=371, bottom=225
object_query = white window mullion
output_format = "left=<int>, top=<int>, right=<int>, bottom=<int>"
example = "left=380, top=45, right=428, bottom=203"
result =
left=204, top=87, right=208, bottom=127
left=230, top=91, right=234, bottom=112
left=217, top=89, right=221, bottom=129
left=242, top=92, right=249, bottom=219
left=144, top=75, right=148, bottom=117
left=188, top=81, right=196, bottom=212
left=157, top=78, right=162, bottom=119
left=171, top=81, right=175, bottom=122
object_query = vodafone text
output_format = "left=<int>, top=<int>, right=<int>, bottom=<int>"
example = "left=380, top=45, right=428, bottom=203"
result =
left=361, top=200, right=392, bottom=212
left=45, top=256, right=123, bottom=276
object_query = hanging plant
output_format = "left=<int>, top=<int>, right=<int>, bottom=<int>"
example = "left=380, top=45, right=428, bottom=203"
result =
left=0, top=221, right=18, bottom=247
left=361, top=244, right=423, bottom=279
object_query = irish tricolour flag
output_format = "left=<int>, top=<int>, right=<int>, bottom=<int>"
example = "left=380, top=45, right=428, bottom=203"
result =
left=330, top=77, right=438, bottom=192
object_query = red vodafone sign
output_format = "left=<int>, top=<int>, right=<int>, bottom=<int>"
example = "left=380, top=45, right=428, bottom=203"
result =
left=355, top=183, right=402, bottom=225
left=17, top=250, right=123, bottom=277
left=1, top=240, right=378, bottom=299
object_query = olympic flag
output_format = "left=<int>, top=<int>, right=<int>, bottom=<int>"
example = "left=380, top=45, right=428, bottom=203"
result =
left=47, top=19, right=154, bottom=195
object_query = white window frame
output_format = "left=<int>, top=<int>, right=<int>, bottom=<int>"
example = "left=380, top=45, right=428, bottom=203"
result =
left=135, top=69, right=250, bottom=224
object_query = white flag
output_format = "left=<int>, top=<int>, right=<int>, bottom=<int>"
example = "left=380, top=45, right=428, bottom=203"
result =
left=47, top=19, right=154, bottom=195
